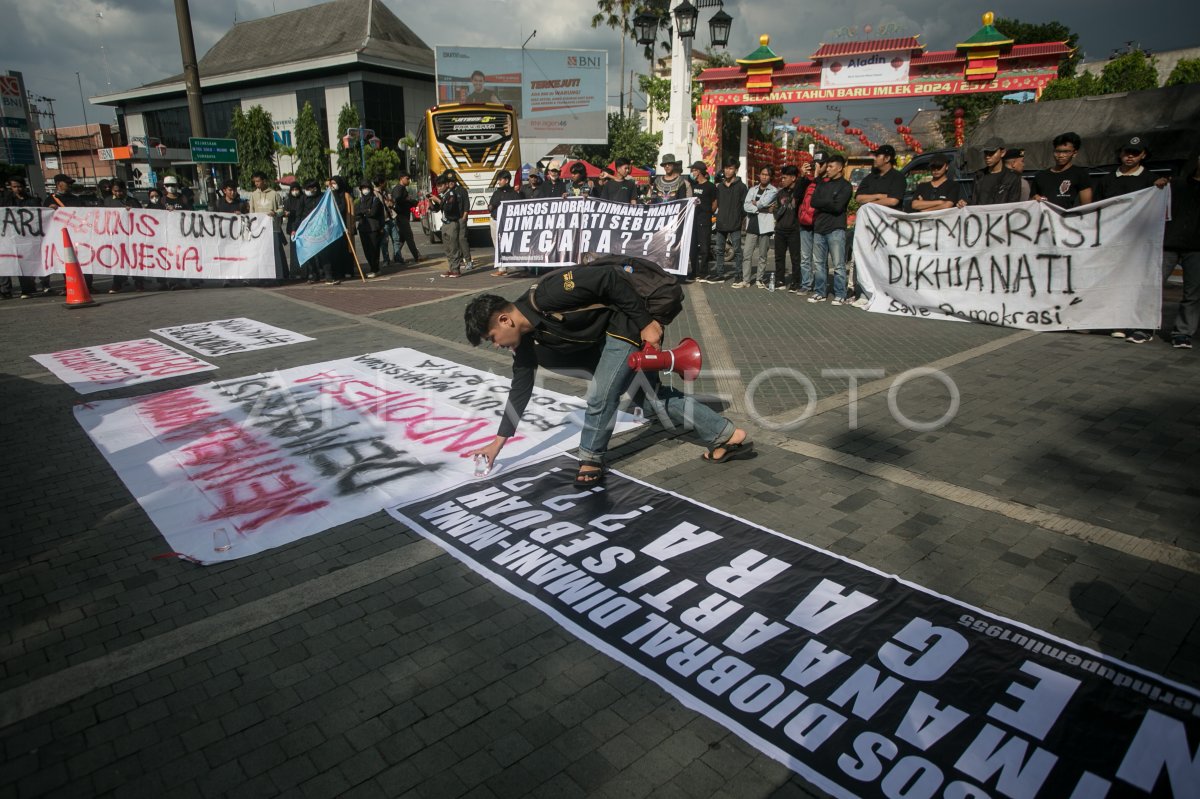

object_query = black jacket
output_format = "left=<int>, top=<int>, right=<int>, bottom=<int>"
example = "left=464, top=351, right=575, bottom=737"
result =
left=499, top=266, right=656, bottom=438
left=773, top=183, right=801, bottom=232
left=432, top=185, right=469, bottom=221
left=391, top=184, right=418, bottom=220
left=1164, top=174, right=1200, bottom=252
left=972, top=167, right=1023, bottom=206
left=1093, top=169, right=1159, bottom=201
left=489, top=185, right=519, bottom=218
left=354, top=193, right=386, bottom=231
left=810, top=178, right=852, bottom=234
left=714, top=177, right=747, bottom=232
left=103, top=195, right=143, bottom=209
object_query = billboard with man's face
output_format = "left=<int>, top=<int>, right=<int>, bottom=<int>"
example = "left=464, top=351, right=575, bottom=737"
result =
left=434, top=46, right=607, bottom=144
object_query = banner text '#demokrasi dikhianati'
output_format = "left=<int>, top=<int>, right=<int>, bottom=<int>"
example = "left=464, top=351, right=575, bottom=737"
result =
left=493, top=197, right=696, bottom=275
left=392, top=456, right=1198, bottom=799
left=853, top=188, right=1169, bottom=331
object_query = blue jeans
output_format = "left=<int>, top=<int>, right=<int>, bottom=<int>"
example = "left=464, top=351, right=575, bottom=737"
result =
left=711, top=230, right=742, bottom=279
left=812, top=229, right=847, bottom=300
left=798, top=229, right=815, bottom=291
left=579, top=336, right=735, bottom=464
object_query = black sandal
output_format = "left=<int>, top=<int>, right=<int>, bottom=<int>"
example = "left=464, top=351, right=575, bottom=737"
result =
left=703, top=439, right=754, bottom=463
left=575, top=460, right=606, bottom=485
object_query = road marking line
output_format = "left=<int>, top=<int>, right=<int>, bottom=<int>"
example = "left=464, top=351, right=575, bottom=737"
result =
left=692, top=285, right=745, bottom=413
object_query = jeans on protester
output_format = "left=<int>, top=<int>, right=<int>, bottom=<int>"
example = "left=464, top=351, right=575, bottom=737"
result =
left=812, top=229, right=847, bottom=300
left=1163, top=250, right=1200, bottom=337
left=380, top=219, right=396, bottom=263
left=742, top=232, right=773, bottom=283
left=711, top=230, right=742, bottom=279
left=577, top=336, right=735, bottom=465
left=798, top=229, right=815, bottom=291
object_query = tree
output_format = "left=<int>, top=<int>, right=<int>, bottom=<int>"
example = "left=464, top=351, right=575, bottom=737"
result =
left=228, top=104, right=276, bottom=190
left=638, top=73, right=670, bottom=133
left=294, top=101, right=329, bottom=185
left=933, top=17, right=1080, bottom=140
left=1038, top=70, right=1102, bottom=101
left=1166, top=58, right=1200, bottom=87
left=572, top=112, right=661, bottom=168
left=335, top=103, right=363, bottom=183
left=1099, top=50, right=1159, bottom=93
left=364, top=147, right=403, bottom=183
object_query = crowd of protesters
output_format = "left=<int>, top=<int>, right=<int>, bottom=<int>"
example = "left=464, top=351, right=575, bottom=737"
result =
left=3, top=134, right=1195, bottom=349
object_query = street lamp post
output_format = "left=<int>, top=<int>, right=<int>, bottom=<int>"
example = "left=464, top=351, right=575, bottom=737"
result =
left=659, top=0, right=731, bottom=169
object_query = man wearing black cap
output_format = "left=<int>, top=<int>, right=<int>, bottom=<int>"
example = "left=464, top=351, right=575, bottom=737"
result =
left=855, top=145, right=905, bottom=210
left=1094, top=136, right=1168, bottom=200
left=1001, top=149, right=1030, bottom=201
left=689, top=161, right=718, bottom=282
left=1094, top=136, right=1170, bottom=344
left=431, top=171, right=471, bottom=277
left=911, top=155, right=961, bottom=212
left=971, top=137, right=1022, bottom=206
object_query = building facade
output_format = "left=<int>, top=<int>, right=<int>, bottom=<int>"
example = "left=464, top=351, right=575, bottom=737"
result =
left=91, top=0, right=435, bottom=190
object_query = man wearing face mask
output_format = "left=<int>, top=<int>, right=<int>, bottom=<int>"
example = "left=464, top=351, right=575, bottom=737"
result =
left=295, top=180, right=323, bottom=282
left=355, top=181, right=386, bottom=278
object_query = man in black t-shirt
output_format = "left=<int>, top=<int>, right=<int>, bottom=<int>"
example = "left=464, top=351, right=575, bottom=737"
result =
left=1093, top=136, right=1168, bottom=200
left=911, top=155, right=961, bottom=211
left=689, top=161, right=718, bottom=282
left=855, top=145, right=905, bottom=209
left=1031, top=132, right=1093, bottom=209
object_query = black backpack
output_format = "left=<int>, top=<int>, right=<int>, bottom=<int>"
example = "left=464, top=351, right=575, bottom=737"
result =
left=531, top=255, right=684, bottom=325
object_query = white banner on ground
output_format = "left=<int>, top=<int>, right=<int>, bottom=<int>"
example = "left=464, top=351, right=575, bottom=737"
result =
left=152, top=318, right=314, bottom=357
left=31, top=338, right=217, bottom=394
left=24, top=207, right=277, bottom=281
left=493, top=197, right=696, bottom=275
left=0, top=208, right=55, bottom=277
left=74, top=348, right=637, bottom=564
left=853, top=188, right=1170, bottom=330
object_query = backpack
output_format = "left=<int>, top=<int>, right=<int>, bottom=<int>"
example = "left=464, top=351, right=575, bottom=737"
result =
left=530, top=254, right=685, bottom=325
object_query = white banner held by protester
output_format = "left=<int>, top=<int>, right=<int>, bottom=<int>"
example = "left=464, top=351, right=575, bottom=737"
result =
left=152, top=318, right=314, bottom=357
left=494, top=196, right=695, bottom=275
left=0, top=208, right=54, bottom=277
left=853, top=188, right=1170, bottom=330
left=74, top=348, right=638, bottom=564
left=38, top=206, right=276, bottom=282
left=31, top=338, right=217, bottom=394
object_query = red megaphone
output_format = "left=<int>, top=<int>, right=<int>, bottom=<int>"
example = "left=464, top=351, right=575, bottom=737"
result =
left=627, top=338, right=702, bottom=381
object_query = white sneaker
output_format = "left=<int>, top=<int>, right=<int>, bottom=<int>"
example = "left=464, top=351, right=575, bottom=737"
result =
left=1110, top=330, right=1127, bottom=339
left=730, top=281, right=747, bottom=288
left=367, top=272, right=377, bottom=278
left=807, top=294, right=826, bottom=303
left=831, top=298, right=844, bottom=306
left=852, top=296, right=870, bottom=308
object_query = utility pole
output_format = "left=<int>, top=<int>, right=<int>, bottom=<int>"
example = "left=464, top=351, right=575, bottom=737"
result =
left=174, top=0, right=207, bottom=141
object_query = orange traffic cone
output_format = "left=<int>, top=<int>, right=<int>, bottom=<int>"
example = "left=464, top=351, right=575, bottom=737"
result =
left=61, top=228, right=96, bottom=309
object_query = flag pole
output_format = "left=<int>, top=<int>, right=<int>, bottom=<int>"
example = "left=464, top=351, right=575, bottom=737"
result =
left=342, top=193, right=367, bottom=282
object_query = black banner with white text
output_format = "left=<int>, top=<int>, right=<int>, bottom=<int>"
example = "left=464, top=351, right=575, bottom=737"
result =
left=493, top=197, right=695, bottom=275
left=391, top=456, right=1198, bottom=799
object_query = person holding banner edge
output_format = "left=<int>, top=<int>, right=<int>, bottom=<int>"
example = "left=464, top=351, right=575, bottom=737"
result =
left=463, top=268, right=752, bottom=484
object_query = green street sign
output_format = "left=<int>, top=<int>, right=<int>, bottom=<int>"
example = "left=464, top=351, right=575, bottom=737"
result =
left=189, top=137, right=239, bottom=164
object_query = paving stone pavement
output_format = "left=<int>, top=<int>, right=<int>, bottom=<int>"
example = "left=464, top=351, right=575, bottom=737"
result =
left=0, top=259, right=1196, bottom=798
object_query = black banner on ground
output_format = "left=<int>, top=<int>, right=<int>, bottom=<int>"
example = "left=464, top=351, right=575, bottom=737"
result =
left=493, top=197, right=695, bottom=275
left=389, top=456, right=1199, bottom=799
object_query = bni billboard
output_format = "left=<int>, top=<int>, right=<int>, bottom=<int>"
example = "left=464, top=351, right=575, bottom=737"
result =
left=434, top=46, right=607, bottom=144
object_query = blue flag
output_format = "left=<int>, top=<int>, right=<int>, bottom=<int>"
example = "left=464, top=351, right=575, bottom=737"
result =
left=293, top=190, right=346, bottom=265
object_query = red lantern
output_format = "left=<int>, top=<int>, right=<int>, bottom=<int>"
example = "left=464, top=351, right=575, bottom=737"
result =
left=893, top=117, right=903, bottom=126
left=954, top=107, right=965, bottom=119
left=791, top=116, right=800, bottom=125
left=841, top=119, right=850, bottom=128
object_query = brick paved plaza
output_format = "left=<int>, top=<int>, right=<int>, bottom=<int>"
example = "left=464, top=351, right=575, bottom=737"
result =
left=1, top=247, right=1197, bottom=798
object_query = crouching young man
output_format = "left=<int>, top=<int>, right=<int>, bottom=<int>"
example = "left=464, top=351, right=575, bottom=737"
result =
left=464, top=267, right=752, bottom=485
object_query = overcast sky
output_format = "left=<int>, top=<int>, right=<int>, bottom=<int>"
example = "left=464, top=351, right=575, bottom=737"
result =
left=8, top=0, right=1197, bottom=130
